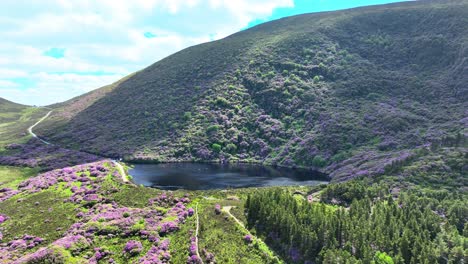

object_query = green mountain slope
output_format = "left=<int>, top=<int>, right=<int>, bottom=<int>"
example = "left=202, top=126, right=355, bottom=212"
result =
left=35, top=0, right=468, bottom=180
left=0, top=98, right=28, bottom=124
left=0, top=98, right=49, bottom=148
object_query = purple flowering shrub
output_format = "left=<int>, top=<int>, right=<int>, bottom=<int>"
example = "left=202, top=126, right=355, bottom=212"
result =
left=0, top=161, right=121, bottom=205
left=0, top=138, right=102, bottom=171
left=0, top=214, right=8, bottom=223
left=0, top=161, right=193, bottom=263
left=90, top=247, right=110, bottom=262
left=188, top=237, right=197, bottom=256
left=288, top=247, right=301, bottom=262
left=187, top=255, right=203, bottom=264
left=0, top=188, right=20, bottom=202
left=139, top=239, right=171, bottom=263
left=3, top=247, right=56, bottom=263
left=0, top=234, right=45, bottom=261
left=202, top=249, right=216, bottom=263
left=328, top=149, right=415, bottom=181
left=160, top=221, right=179, bottom=235
left=53, top=235, right=91, bottom=253
left=123, top=240, right=143, bottom=255
left=214, top=204, right=221, bottom=214
left=187, top=208, right=194, bottom=216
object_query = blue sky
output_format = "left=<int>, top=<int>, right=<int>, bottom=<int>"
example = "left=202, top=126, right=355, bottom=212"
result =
left=0, top=0, right=409, bottom=106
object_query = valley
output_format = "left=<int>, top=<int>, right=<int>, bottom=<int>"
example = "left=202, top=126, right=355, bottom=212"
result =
left=0, top=0, right=466, bottom=263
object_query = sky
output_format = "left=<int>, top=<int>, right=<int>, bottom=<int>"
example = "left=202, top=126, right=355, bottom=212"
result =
left=1, top=0, right=409, bottom=106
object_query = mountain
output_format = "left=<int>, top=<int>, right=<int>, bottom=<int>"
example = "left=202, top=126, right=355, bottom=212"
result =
left=35, top=0, right=468, bottom=181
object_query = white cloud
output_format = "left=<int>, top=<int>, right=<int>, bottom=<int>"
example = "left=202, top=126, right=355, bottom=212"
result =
left=0, top=0, right=294, bottom=106
left=1, top=73, right=125, bottom=106
left=0, top=80, right=20, bottom=88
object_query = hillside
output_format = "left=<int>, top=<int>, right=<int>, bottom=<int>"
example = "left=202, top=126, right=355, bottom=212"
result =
left=0, top=98, right=49, bottom=148
left=35, top=0, right=468, bottom=181
left=0, top=98, right=28, bottom=124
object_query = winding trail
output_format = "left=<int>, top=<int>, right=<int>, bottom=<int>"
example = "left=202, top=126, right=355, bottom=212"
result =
left=111, top=160, right=129, bottom=183
left=195, top=202, right=203, bottom=263
left=27, top=110, right=53, bottom=145
left=222, top=206, right=278, bottom=261
left=28, top=110, right=130, bottom=183
left=222, top=206, right=245, bottom=228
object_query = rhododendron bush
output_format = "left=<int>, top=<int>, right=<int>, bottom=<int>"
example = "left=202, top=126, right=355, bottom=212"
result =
left=0, top=160, right=196, bottom=263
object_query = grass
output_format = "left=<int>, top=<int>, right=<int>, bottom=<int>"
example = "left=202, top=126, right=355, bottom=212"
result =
left=0, top=165, right=40, bottom=189
left=0, top=105, right=49, bottom=150
left=225, top=200, right=248, bottom=226
left=168, top=211, right=196, bottom=263
left=0, top=189, right=78, bottom=242
left=101, top=182, right=160, bottom=208
left=198, top=199, right=281, bottom=264
left=85, top=236, right=154, bottom=263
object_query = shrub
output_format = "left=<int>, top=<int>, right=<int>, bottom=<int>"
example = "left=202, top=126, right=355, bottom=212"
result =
left=0, top=214, right=8, bottom=224
left=206, top=125, right=219, bottom=134
left=187, top=208, right=194, bottom=216
left=312, top=155, right=327, bottom=167
left=265, top=71, right=275, bottom=79
left=225, top=143, right=237, bottom=154
left=331, top=151, right=351, bottom=163
left=214, top=97, right=229, bottom=107
left=214, top=204, right=221, bottom=214
left=183, top=112, right=192, bottom=120
left=211, top=144, right=222, bottom=153
left=374, top=251, right=394, bottom=264
left=123, top=240, right=143, bottom=255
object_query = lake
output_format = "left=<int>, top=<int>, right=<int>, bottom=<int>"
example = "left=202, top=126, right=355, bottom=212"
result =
left=128, top=163, right=329, bottom=190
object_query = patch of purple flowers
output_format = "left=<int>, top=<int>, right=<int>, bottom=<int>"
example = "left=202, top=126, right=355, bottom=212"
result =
left=139, top=239, right=171, bottom=263
left=214, top=204, right=221, bottom=214
left=160, top=221, right=179, bottom=235
left=0, top=188, right=19, bottom=202
left=123, top=240, right=143, bottom=255
left=187, top=255, right=203, bottom=264
left=0, top=160, right=195, bottom=263
left=0, top=214, right=8, bottom=224
left=0, top=138, right=102, bottom=171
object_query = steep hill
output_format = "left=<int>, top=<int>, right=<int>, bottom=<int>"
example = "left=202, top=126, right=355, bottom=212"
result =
left=35, top=0, right=468, bottom=180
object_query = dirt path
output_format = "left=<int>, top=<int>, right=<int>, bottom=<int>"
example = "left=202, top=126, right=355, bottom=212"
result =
left=195, top=202, right=203, bottom=262
left=222, top=206, right=245, bottom=228
left=28, top=110, right=129, bottom=183
left=222, top=206, right=281, bottom=262
left=27, top=110, right=53, bottom=145
left=111, top=160, right=129, bottom=183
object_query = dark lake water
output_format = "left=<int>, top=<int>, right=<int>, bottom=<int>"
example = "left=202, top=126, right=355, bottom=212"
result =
left=128, top=163, right=329, bottom=190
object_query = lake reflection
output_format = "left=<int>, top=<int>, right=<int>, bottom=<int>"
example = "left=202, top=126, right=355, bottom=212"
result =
left=129, top=163, right=329, bottom=190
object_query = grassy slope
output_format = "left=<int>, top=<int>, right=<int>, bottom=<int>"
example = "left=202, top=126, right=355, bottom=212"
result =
left=35, top=0, right=467, bottom=181
left=0, top=98, right=48, bottom=191
left=0, top=166, right=40, bottom=189
left=0, top=98, right=49, bottom=150
left=0, top=161, right=284, bottom=263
